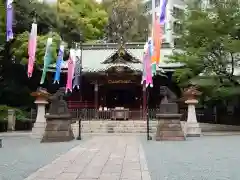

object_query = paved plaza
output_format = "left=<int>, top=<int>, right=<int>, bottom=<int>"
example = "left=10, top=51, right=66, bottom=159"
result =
left=1, top=135, right=240, bottom=180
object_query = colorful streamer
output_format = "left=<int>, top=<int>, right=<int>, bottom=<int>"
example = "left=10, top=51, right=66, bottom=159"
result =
left=146, top=39, right=153, bottom=87
left=40, top=37, right=53, bottom=84
left=152, top=14, right=161, bottom=66
left=66, top=49, right=75, bottom=93
left=6, top=0, right=13, bottom=41
left=27, top=22, right=38, bottom=78
left=159, top=0, right=168, bottom=25
left=141, top=42, right=148, bottom=84
left=73, top=48, right=81, bottom=89
left=142, top=38, right=153, bottom=88
left=53, top=44, right=64, bottom=84
left=150, top=0, right=168, bottom=76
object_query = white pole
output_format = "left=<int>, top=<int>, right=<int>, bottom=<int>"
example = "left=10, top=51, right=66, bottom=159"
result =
left=151, top=0, right=156, bottom=33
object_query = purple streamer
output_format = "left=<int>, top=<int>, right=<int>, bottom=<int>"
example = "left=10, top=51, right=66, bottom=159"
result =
left=6, top=0, right=14, bottom=41
left=159, top=0, right=168, bottom=25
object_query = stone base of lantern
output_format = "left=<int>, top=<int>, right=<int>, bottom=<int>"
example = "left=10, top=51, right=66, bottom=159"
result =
left=31, top=99, right=48, bottom=139
left=31, top=122, right=46, bottom=138
left=184, top=99, right=201, bottom=137
left=184, top=122, right=201, bottom=137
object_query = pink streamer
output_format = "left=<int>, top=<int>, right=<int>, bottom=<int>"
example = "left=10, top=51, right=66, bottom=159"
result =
left=142, top=40, right=153, bottom=87
left=27, top=23, right=37, bottom=78
left=66, top=49, right=75, bottom=93
left=145, top=49, right=153, bottom=87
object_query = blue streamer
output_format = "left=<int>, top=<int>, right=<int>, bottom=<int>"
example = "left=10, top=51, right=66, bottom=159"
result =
left=53, top=44, right=64, bottom=84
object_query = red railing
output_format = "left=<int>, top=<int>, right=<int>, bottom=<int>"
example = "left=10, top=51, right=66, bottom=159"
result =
left=69, top=108, right=161, bottom=121
left=67, top=101, right=94, bottom=109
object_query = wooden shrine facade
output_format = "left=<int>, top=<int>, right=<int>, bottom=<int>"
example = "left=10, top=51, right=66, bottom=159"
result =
left=46, top=42, right=183, bottom=119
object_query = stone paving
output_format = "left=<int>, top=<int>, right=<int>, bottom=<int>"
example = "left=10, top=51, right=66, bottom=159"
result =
left=2, top=134, right=240, bottom=180
left=141, top=135, right=240, bottom=180
left=0, top=136, right=83, bottom=180
left=25, top=136, right=151, bottom=180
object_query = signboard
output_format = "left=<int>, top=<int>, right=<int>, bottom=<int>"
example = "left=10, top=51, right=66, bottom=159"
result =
left=108, top=80, right=132, bottom=84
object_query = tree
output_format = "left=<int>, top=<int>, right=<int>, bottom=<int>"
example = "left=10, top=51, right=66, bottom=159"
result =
left=56, top=0, right=108, bottom=42
left=14, top=0, right=108, bottom=43
left=0, top=0, right=108, bottom=109
left=69, top=0, right=108, bottom=40
left=11, top=32, right=61, bottom=65
left=169, top=0, right=240, bottom=99
left=103, top=0, right=149, bottom=43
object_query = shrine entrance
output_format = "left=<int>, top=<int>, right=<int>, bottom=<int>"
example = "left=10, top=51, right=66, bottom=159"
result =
left=102, top=83, right=142, bottom=110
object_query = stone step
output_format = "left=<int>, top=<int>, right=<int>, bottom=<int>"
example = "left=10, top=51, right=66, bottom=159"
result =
left=156, top=136, right=185, bottom=141
left=158, top=120, right=182, bottom=124
left=158, top=131, right=185, bottom=137
left=158, top=127, right=182, bottom=131
left=158, top=124, right=182, bottom=129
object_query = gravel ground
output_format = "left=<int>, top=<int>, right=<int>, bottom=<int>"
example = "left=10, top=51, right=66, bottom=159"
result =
left=141, top=135, right=240, bottom=180
left=0, top=136, right=86, bottom=180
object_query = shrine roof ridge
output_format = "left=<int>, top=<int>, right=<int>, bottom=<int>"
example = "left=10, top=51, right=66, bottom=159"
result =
left=82, top=42, right=171, bottom=50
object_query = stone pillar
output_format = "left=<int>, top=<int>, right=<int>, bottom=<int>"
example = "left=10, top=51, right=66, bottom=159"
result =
left=7, top=109, right=16, bottom=131
left=184, top=99, right=201, bottom=137
left=32, top=99, right=49, bottom=138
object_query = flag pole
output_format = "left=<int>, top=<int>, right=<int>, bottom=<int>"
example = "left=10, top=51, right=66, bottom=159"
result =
left=151, top=0, right=155, bottom=33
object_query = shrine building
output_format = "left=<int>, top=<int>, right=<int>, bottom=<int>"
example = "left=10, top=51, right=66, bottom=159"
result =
left=46, top=42, right=183, bottom=116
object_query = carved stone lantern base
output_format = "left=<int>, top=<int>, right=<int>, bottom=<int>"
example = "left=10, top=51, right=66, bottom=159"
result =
left=31, top=89, right=50, bottom=139
left=184, top=99, right=201, bottom=137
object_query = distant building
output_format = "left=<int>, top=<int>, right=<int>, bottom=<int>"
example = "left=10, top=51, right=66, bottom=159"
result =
left=145, top=0, right=186, bottom=47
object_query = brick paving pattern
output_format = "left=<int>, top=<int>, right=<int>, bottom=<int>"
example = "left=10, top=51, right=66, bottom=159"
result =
left=25, top=136, right=151, bottom=180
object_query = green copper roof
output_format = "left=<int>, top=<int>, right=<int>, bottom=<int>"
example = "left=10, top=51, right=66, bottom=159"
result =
left=47, top=42, right=184, bottom=73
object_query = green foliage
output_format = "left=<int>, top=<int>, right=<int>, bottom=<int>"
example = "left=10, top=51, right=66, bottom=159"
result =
left=0, top=0, right=108, bottom=111
left=0, top=105, right=11, bottom=120
left=14, top=0, right=108, bottom=43
left=11, top=32, right=61, bottom=65
left=190, top=76, right=240, bottom=100
left=9, top=0, right=108, bottom=66
left=169, top=0, right=240, bottom=99
left=103, top=0, right=148, bottom=43
left=0, top=105, right=28, bottom=121
left=14, top=0, right=58, bottom=35
left=56, top=0, right=108, bottom=41
left=15, top=108, right=29, bottom=121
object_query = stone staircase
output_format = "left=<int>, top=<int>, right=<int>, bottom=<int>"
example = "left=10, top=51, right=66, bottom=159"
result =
left=71, top=120, right=158, bottom=136
left=71, top=120, right=240, bottom=137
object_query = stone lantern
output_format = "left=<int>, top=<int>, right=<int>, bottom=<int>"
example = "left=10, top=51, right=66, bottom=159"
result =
left=31, top=88, right=50, bottom=138
left=183, top=86, right=202, bottom=137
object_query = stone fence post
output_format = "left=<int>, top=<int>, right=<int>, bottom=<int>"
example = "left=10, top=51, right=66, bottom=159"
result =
left=8, top=109, right=16, bottom=131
